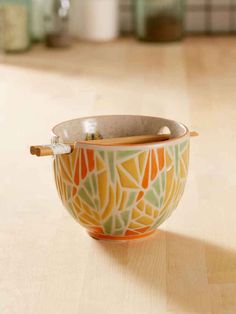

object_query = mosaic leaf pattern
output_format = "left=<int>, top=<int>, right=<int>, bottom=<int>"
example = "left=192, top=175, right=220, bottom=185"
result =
left=54, top=139, right=189, bottom=237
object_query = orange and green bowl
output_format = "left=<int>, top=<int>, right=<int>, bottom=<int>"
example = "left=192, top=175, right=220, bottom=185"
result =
left=52, top=115, right=190, bottom=241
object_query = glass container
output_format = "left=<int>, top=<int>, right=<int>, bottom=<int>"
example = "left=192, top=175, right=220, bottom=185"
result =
left=72, top=0, right=119, bottom=42
left=44, top=0, right=72, bottom=48
left=134, top=0, right=185, bottom=42
left=0, top=0, right=30, bottom=52
left=31, top=0, right=45, bottom=41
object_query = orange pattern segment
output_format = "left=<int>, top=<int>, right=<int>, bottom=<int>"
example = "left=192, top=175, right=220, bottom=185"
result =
left=136, top=226, right=150, bottom=233
left=136, top=191, right=144, bottom=202
left=72, top=186, right=77, bottom=197
left=86, top=149, right=95, bottom=172
left=158, top=147, right=165, bottom=171
left=142, top=151, right=150, bottom=189
left=81, top=149, right=87, bottom=180
left=125, top=229, right=139, bottom=236
left=89, top=230, right=156, bottom=241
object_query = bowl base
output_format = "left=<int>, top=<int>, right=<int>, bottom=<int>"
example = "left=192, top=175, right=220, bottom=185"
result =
left=88, top=230, right=156, bottom=241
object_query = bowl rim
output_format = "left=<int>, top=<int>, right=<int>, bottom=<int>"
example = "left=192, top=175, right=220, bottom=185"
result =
left=51, top=115, right=190, bottom=148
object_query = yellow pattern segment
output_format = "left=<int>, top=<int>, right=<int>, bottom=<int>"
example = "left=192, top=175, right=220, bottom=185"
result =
left=136, top=216, right=154, bottom=225
left=82, top=202, right=93, bottom=216
left=70, top=204, right=79, bottom=219
left=180, top=159, right=187, bottom=178
left=137, top=200, right=145, bottom=211
left=166, top=151, right=173, bottom=169
left=74, top=196, right=82, bottom=209
left=162, top=166, right=174, bottom=208
left=92, top=211, right=100, bottom=221
left=154, top=210, right=159, bottom=218
left=162, top=178, right=177, bottom=213
left=61, top=154, right=72, bottom=178
left=96, top=155, right=105, bottom=171
left=129, top=222, right=143, bottom=229
left=117, top=166, right=139, bottom=189
left=145, top=204, right=153, bottom=216
left=138, top=151, right=147, bottom=177
left=62, top=182, right=66, bottom=203
left=80, top=213, right=99, bottom=226
left=132, top=208, right=141, bottom=219
left=79, top=217, right=91, bottom=226
left=72, top=201, right=81, bottom=214
left=59, top=157, right=72, bottom=184
left=121, top=158, right=140, bottom=183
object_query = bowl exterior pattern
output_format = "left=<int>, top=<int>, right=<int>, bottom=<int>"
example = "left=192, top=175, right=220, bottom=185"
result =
left=53, top=138, right=189, bottom=240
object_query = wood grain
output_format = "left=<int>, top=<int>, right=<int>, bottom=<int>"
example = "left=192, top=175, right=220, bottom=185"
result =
left=0, top=37, right=236, bottom=314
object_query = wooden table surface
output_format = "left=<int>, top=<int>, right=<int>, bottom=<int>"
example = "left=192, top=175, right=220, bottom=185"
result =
left=1, top=37, right=236, bottom=314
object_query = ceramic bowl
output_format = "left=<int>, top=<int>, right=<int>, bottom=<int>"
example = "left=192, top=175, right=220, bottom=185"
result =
left=52, top=115, right=190, bottom=240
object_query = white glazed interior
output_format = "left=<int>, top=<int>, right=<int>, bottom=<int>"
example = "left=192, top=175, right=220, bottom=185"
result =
left=52, top=115, right=188, bottom=144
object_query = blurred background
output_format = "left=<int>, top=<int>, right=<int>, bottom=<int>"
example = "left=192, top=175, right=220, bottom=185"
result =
left=0, top=0, right=236, bottom=52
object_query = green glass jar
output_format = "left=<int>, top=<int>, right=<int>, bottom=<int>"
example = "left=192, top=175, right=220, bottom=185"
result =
left=0, top=0, right=31, bottom=52
left=134, top=0, right=185, bottom=42
left=31, top=0, right=46, bottom=41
